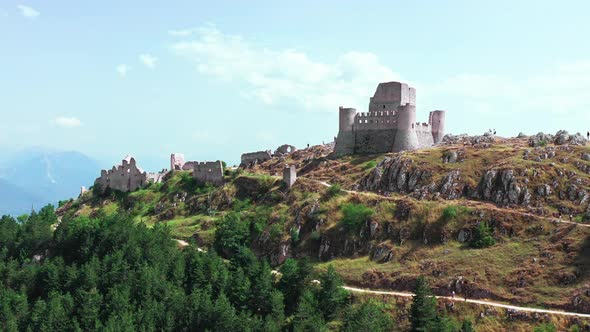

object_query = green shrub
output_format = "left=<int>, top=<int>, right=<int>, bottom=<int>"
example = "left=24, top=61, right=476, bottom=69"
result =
left=534, top=323, right=557, bottom=332
left=341, top=203, right=374, bottom=233
left=310, top=230, right=321, bottom=241
left=442, top=205, right=458, bottom=221
left=362, top=160, right=377, bottom=170
left=269, top=223, right=283, bottom=243
left=290, top=228, right=300, bottom=246
left=470, top=222, right=495, bottom=248
left=326, top=184, right=343, bottom=198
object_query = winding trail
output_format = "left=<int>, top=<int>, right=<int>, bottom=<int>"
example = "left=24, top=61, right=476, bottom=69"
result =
left=343, top=286, right=590, bottom=319
left=313, top=178, right=590, bottom=318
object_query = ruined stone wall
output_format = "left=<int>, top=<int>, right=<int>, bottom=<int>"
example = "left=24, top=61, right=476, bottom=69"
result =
left=94, top=156, right=150, bottom=192
left=241, top=151, right=272, bottom=167
left=170, top=153, right=186, bottom=171
left=416, top=123, right=435, bottom=148
left=283, top=165, right=297, bottom=188
left=193, top=161, right=224, bottom=185
left=146, top=171, right=167, bottom=184
left=182, top=161, right=198, bottom=171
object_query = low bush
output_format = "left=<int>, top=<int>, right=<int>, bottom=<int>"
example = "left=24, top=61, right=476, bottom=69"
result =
left=341, top=203, right=374, bottom=233
left=470, top=222, right=495, bottom=248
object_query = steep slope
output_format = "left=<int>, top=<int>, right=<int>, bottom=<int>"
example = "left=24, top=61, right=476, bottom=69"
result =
left=58, top=133, right=590, bottom=320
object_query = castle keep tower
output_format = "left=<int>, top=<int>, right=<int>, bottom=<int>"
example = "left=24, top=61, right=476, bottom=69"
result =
left=334, top=81, right=446, bottom=155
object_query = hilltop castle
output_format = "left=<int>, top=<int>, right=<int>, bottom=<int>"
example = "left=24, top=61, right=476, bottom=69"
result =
left=335, top=81, right=446, bottom=155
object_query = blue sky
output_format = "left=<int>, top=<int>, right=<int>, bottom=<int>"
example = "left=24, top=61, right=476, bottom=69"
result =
left=2, top=1, right=590, bottom=170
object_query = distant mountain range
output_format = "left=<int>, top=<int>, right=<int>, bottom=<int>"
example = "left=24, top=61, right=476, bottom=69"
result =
left=0, top=149, right=100, bottom=216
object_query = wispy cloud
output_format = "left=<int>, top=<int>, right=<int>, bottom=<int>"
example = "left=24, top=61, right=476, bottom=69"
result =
left=424, top=61, right=590, bottom=118
left=168, top=29, right=195, bottom=37
left=170, top=25, right=400, bottom=111
left=52, top=117, right=82, bottom=128
left=139, top=54, right=158, bottom=69
left=17, top=4, right=39, bottom=19
left=116, top=64, right=129, bottom=77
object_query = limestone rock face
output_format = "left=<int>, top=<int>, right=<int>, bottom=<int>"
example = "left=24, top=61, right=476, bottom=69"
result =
left=442, top=150, right=458, bottom=163
left=359, top=156, right=433, bottom=194
left=475, top=169, right=527, bottom=206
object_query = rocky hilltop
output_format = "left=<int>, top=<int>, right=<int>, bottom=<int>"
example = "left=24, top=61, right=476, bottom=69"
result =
left=59, top=130, right=590, bottom=324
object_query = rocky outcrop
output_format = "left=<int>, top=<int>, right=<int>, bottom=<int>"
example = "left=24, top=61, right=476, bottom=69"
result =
left=359, top=159, right=540, bottom=208
left=529, top=130, right=587, bottom=147
left=473, top=169, right=529, bottom=206
left=359, top=156, right=434, bottom=195
left=442, top=134, right=495, bottom=146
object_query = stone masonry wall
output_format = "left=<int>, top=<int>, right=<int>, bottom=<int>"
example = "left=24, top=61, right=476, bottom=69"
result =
left=193, top=161, right=224, bottom=185
left=95, top=156, right=159, bottom=193
left=241, top=151, right=272, bottom=167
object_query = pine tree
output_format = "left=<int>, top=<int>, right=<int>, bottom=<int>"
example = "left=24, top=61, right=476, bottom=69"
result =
left=343, top=299, right=393, bottom=332
left=461, top=319, right=475, bottom=332
left=410, top=276, right=437, bottom=332
left=293, top=289, right=325, bottom=332
left=470, top=222, right=495, bottom=248
left=318, top=265, right=349, bottom=319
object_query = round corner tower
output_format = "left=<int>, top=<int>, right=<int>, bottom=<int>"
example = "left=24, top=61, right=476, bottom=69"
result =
left=338, top=106, right=357, bottom=132
left=392, top=104, right=419, bottom=152
left=429, top=110, right=446, bottom=144
left=334, top=106, right=357, bottom=155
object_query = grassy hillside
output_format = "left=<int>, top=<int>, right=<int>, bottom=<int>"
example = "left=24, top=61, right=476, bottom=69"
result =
left=58, top=137, right=590, bottom=330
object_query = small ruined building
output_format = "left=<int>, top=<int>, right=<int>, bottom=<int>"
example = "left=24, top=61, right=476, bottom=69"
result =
left=170, top=153, right=224, bottom=185
left=282, top=165, right=297, bottom=189
left=94, top=155, right=166, bottom=193
left=335, top=81, right=446, bottom=155
left=193, top=161, right=224, bottom=185
left=241, top=144, right=298, bottom=168
left=240, top=150, right=273, bottom=167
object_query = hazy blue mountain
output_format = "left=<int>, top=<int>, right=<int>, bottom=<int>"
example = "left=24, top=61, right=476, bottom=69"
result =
left=0, top=178, right=44, bottom=216
left=0, top=149, right=100, bottom=215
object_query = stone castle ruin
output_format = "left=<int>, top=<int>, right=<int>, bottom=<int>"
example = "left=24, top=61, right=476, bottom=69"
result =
left=193, top=161, right=224, bottom=185
left=335, top=81, right=446, bottom=155
left=170, top=153, right=224, bottom=185
left=240, top=150, right=273, bottom=167
left=94, top=155, right=166, bottom=193
left=93, top=154, right=225, bottom=193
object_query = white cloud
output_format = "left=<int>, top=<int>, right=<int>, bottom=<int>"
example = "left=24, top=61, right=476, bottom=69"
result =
left=169, top=29, right=195, bottom=37
left=139, top=54, right=158, bottom=69
left=425, top=62, right=590, bottom=117
left=116, top=64, right=129, bottom=77
left=170, top=25, right=400, bottom=111
left=17, top=4, right=39, bottom=19
left=52, top=117, right=82, bottom=128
